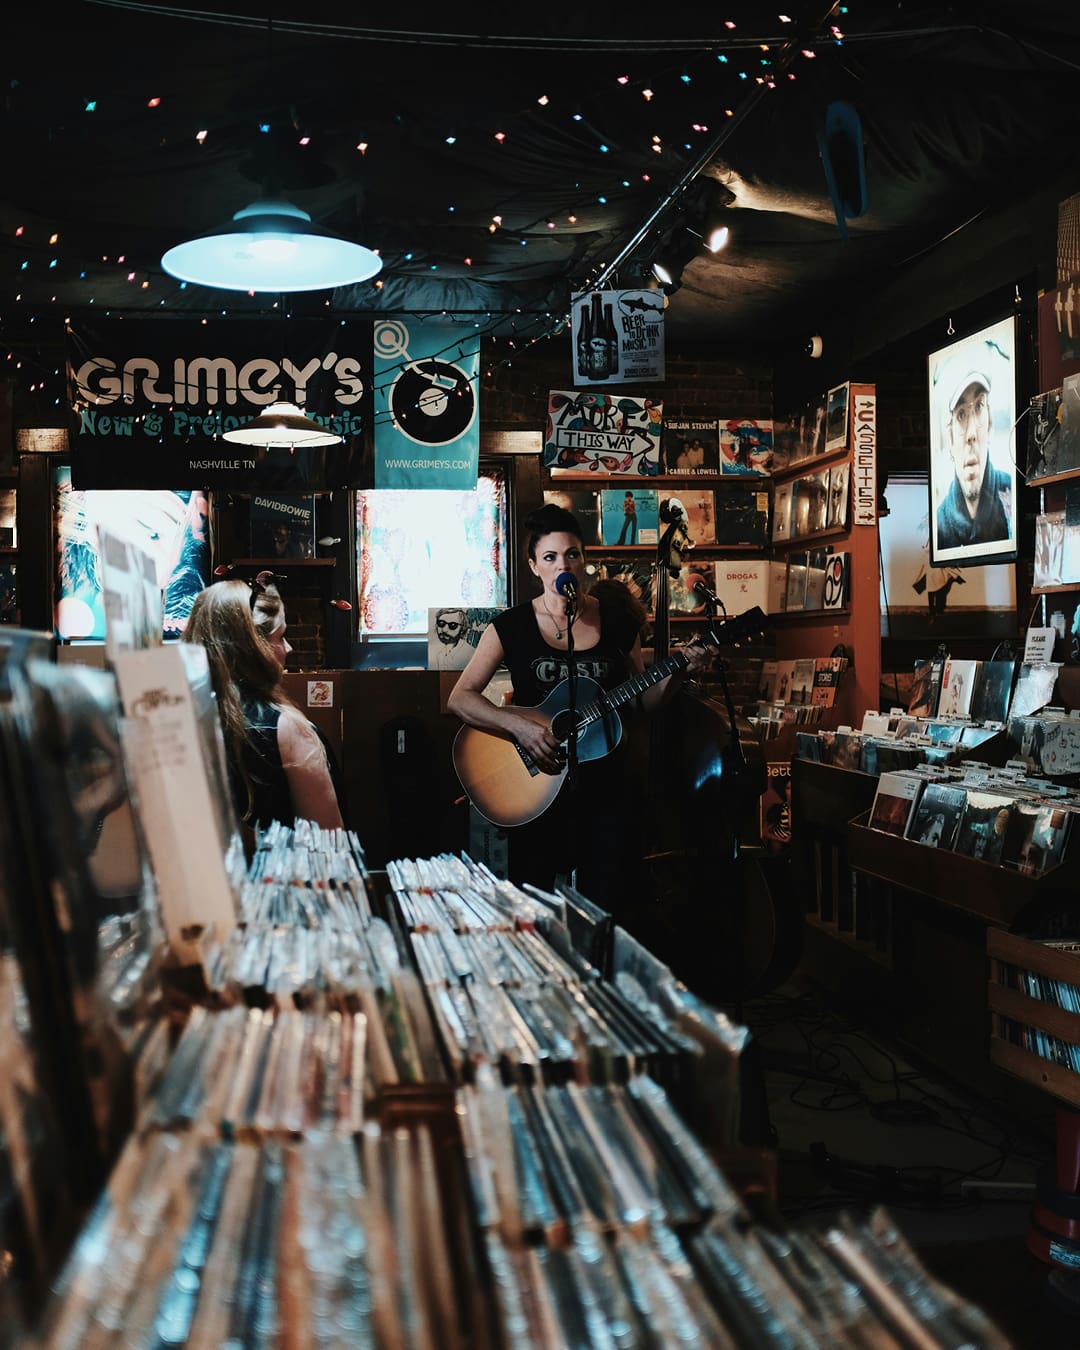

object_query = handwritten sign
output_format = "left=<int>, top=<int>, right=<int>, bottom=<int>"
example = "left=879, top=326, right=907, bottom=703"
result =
left=852, top=391, right=877, bottom=526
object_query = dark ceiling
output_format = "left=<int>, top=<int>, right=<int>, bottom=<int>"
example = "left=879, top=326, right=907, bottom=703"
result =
left=5, top=0, right=1080, bottom=374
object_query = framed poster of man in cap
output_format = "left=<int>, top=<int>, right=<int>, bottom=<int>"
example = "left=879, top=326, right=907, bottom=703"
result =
left=928, top=315, right=1017, bottom=567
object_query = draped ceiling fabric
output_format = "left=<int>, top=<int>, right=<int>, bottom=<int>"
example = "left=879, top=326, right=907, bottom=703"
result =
left=5, top=2, right=1080, bottom=355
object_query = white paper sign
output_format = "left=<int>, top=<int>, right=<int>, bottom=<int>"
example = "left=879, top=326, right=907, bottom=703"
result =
left=114, top=645, right=238, bottom=955
left=1024, top=627, right=1056, bottom=663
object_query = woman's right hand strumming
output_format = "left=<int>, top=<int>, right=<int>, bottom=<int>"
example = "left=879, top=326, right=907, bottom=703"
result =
left=508, top=708, right=564, bottom=774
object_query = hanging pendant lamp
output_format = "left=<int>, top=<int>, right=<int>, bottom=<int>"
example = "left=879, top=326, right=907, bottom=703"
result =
left=222, top=401, right=342, bottom=448
left=161, top=198, right=382, bottom=293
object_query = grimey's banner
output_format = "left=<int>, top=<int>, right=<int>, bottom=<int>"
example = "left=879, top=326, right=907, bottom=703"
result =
left=67, top=319, right=370, bottom=490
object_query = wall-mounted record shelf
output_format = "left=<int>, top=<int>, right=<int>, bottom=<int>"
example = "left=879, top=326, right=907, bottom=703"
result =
left=1028, top=465, right=1080, bottom=490
left=230, top=557, right=336, bottom=569
left=770, top=444, right=853, bottom=482
left=1030, top=581, right=1080, bottom=595
left=771, top=607, right=850, bottom=622
left=772, top=524, right=849, bottom=549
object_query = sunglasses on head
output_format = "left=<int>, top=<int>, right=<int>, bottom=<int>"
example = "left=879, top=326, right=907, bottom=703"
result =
left=248, top=570, right=281, bottom=611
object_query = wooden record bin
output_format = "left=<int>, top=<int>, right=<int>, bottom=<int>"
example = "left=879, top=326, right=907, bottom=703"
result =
left=791, top=758, right=890, bottom=960
left=988, top=929, right=1080, bottom=1109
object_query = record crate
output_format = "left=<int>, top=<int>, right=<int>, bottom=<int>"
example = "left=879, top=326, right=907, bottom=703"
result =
left=847, top=814, right=1080, bottom=929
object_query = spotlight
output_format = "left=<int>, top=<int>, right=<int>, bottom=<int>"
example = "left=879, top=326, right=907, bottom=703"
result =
left=806, top=335, right=824, bottom=359
left=651, top=260, right=676, bottom=287
left=704, top=224, right=730, bottom=252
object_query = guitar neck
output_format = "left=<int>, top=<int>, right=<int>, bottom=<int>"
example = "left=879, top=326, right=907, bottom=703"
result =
left=578, top=649, right=689, bottom=728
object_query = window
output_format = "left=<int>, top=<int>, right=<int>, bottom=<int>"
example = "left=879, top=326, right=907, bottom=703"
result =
left=53, top=466, right=210, bottom=641
left=356, top=465, right=508, bottom=636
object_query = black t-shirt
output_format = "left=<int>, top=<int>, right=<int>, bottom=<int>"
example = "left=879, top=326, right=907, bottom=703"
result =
left=491, top=598, right=640, bottom=708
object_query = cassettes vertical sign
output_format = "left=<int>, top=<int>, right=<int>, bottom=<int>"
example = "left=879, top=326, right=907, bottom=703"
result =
left=852, top=389, right=877, bottom=525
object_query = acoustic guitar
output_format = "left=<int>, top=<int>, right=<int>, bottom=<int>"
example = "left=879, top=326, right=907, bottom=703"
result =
left=453, top=606, right=768, bottom=827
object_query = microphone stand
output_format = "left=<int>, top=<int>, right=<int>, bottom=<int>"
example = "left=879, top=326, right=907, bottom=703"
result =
left=692, top=584, right=749, bottom=818
left=564, top=594, right=579, bottom=793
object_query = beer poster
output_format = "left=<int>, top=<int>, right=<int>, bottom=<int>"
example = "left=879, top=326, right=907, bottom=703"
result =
left=571, top=289, right=665, bottom=385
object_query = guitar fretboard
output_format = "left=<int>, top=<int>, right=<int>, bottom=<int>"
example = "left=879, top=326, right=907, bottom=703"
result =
left=569, top=607, right=765, bottom=734
left=575, top=650, right=689, bottom=731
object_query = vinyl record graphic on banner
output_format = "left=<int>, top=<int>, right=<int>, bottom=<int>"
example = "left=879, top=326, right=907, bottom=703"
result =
left=388, top=358, right=476, bottom=446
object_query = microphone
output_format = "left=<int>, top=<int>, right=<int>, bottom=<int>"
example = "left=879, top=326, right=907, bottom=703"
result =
left=554, top=572, right=579, bottom=600
left=685, top=572, right=710, bottom=598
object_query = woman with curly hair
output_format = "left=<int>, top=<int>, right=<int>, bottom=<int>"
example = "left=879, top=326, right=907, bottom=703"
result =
left=184, top=576, right=342, bottom=832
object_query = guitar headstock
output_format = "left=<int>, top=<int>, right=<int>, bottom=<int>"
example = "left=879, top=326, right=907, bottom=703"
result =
left=658, top=498, right=691, bottom=574
left=705, top=605, right=772, bottom=648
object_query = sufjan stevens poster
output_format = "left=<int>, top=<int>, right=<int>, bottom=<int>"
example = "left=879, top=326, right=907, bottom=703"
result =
left=544, top=391, right=663, bottom=476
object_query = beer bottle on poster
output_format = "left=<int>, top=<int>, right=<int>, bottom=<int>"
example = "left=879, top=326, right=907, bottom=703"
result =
left=589, top=292, right=609, bottom=380
left=603, top=300, right=619, bottom=377
left=576, top=301, right=592, bottom=378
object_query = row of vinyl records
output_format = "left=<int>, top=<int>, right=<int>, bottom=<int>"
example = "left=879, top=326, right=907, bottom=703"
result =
left=867, top=764, right=1077, bottom=875
left=907, top=653, right=1058, bottom=724
left=545, top=460, right=851, bottom=550
left=796, top=707, right=1080, bottom=783
left=30, top=1120, right=1009, bottom=1350
left=29, top=835, right=1011, bottom=1349
left=0, top=627, right=1012, bottom=1345
left=543, top=484, right=771, bottom=548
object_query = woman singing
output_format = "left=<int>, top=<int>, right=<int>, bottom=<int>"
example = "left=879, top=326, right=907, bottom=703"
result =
left=448, top=504, right=713, bottom=909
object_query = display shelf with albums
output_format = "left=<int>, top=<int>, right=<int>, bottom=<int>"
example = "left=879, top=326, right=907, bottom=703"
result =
left=541, top=477, right=774, bottom=631
left=1027, top=381, right=1080, bottom=677
left=0, top=614, right=1017, bottom=1343
left=767, top=381, right=880, bottom=733
left=789, top=645, right=1071, bottom=960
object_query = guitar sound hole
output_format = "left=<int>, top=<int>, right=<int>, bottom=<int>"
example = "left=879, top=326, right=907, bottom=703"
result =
left=549, top=711, right=574, bottom=743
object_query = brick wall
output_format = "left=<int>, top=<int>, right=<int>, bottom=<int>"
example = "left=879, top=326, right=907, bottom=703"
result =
left=479, top=334, right=773, bottom=423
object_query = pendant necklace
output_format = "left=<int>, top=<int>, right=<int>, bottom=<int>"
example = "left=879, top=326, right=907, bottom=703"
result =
left=541, top=594, right=567, bottom=640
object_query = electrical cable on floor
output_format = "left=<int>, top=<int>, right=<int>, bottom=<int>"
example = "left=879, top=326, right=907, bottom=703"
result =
left=744, top=989, right=1050, bottom=1212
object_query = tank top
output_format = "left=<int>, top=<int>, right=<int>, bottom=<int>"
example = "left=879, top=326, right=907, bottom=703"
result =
left=491, top=598, right=640, bottom=708
left=233, top=699, right=294, bottom=828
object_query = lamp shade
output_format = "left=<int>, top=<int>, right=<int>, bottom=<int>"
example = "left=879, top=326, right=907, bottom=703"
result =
left=221, top=402, right=342, bottom=448
left=161, top=199, right=382, bottom=293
